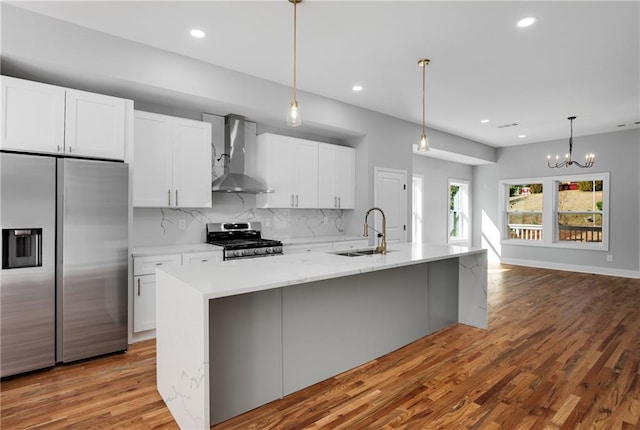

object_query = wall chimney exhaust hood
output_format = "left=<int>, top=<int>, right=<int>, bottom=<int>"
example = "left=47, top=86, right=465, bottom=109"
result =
left=211, top=114, right=273, bottom=194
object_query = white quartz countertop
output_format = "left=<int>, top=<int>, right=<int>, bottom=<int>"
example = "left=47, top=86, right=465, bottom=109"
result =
left=158, top=242, right=486, bottom=301
left=132, top=243, right=221, bottom=257
left=277, top=235, right=367, bottom=246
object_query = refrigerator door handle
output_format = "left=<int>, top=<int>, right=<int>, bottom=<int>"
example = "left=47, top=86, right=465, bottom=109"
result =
left=137, top=278, right=141, bottom=296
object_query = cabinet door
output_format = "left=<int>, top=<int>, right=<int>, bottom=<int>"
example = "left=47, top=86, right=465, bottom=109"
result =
left=318, top=144, right=337, bottom=208
left=317, top=144, right=355, bottom=209
left=336, top=146, right=355, bottom=209
left=65, top=89, right=126, bottom=160
left=1, top=76, right=65, bottom=154
left=133, top=275, right=156, bottom=332
left=293, top=139, right=319, bottom=208
left=133, top=111, right=174, bottom=207
left=255, top=134, right=296, bottom=208
left=172, top=118, right=212, bottom=208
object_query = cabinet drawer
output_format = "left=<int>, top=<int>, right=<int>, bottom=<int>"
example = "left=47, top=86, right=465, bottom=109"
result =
left=182, top=251, right=223, bottom=266
left=133, top=254, right=182, bottom=276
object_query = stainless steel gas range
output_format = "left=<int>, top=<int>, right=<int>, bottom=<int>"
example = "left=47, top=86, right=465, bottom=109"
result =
left=206, top=222, right=283, bottom=261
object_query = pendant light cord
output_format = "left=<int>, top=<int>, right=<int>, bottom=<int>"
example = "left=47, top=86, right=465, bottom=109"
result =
left=422, top=61, right=426, bottom=135
left=292, top=0, right=297, bottom=102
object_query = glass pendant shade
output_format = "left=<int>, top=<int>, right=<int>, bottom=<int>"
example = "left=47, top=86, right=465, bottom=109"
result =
left=286, top=100, right=302, bottom=127
left=417, top=132, right=429, bottom=152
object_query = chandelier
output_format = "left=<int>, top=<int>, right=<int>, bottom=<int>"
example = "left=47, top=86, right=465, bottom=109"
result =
left=547, top=116, right=595, bottom=168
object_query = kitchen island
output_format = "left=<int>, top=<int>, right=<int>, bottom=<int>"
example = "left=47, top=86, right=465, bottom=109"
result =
left=156, top=242, right=487, bottom=429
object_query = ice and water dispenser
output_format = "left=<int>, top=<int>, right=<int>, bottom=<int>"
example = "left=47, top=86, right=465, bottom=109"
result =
left=2, top=228, right=43, bottom=269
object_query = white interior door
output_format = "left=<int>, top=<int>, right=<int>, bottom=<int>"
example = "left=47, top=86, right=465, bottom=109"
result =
left=374, top=167, right=407, bottom=243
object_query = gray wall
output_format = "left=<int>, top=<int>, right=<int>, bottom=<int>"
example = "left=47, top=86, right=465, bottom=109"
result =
left=1, top=4, right=486, bottom=246
left=473, top=128, right=640, bottom=275
left=413, top=155, right=473, bottom=245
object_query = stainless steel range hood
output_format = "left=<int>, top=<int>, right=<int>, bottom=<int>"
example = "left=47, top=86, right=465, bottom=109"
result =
left=211, top=114, right=273, bottom=194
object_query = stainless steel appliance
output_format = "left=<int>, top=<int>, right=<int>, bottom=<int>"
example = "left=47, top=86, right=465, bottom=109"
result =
left=1, top=152, right=128, bottom=377
left=206, top=222, right=283, bottom=261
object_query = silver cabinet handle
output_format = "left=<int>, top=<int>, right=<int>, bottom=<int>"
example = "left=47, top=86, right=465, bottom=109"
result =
left=175, top=189, right=179, bottom=206
left=137, top=278, right=141, bottom=296
left=168, top=189, right=171, bottom=206
left=334, top=196, right=337, bottom=208
left=68, top=146, right=72, bottom=153
left=57, top=145, right=61, bottom=152
left=201, top=259, right=208, bottom=263
left=338, top=197, right=341, bottom=208
left=291, top=194, right=295, bottom=207
left=296, top=194, right=299, bottom=207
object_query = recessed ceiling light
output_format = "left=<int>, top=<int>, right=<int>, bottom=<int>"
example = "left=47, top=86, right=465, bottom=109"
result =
left=518, top=134, right=527, bottom=138
left=190, top=29, right=206, bottom=39
left=480, top=119, right=490, bottom=124
left=352, top=85, right=363, bottom=92
left=517, top=17, right=536, bottom=28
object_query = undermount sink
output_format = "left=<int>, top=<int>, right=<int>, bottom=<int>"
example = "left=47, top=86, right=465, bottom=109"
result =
left=333, top=248, right=393, bottom=257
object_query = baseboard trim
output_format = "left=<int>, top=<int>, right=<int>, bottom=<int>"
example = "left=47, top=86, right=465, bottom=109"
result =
left=500, top=258, right=640, bottom=279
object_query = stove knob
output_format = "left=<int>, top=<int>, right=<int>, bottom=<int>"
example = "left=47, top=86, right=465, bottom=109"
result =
left=255, top=248, right=265, bottom=255
left=273, top=246, right=282, bottom=254
left=265, top=247, right=273, bottom=254
left=233, top=250, right=242, bottom=257
left=242, top=249, right=251, bottom=256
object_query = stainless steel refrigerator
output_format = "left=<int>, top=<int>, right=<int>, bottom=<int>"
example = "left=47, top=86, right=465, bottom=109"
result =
left=1, top=152, right=128, bottom=377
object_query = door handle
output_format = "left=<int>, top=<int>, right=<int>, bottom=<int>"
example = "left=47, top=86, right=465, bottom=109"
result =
left=291, top=194, right=294, bottom=207
left=334, top=196, right=337, bottom=208
left=168, top=189, right=171, bottom=206
left=137, top=278, right=141, bottom=296
left=295, top=194, right=299, bottom=207
left=175, top=189, right=179, bottom=207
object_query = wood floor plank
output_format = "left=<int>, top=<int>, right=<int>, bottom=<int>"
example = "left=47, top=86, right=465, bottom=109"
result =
left=2, top=264, right=640, bottom=429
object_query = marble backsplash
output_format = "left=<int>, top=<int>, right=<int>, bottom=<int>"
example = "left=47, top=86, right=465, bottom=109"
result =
left=133, top=192, right=352, bottom=247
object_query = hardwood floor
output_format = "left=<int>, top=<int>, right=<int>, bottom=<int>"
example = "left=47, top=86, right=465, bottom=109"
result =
left=2, top=265, right=639, bottom=429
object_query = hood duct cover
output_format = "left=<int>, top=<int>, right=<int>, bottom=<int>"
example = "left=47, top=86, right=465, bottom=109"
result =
left=211, top=114, right=273, bottom=194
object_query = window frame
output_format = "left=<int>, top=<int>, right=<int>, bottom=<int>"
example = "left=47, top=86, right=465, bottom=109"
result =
left=499, top=172, right=609, bottom=251
left=447, top=179, right=471, bottom=245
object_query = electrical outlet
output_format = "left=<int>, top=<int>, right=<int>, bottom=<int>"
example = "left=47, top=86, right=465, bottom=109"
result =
left=178, top=219, right=186, bottom=230
left=606, top=254, right=613, bottom=262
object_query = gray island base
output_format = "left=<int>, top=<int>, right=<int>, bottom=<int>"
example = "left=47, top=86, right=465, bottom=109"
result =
left=156, top=243, right=487, bottom=429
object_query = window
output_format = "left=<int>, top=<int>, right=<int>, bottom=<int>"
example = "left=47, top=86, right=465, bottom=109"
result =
left=556, top=179, right=603, bottom=243
left=505, top=182, right=543, bottom=241
left=500, top=173, right=609, bottom=250
left=412, top=175, right=423, bottom=243
left=448, top=179, right=470, bottom=244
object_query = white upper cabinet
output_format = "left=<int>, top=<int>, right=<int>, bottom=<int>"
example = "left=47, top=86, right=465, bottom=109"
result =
left=1, top=76, right=128, bottom=160
left=252, top=133, right=356, bottom=210
left=1, top=76, right=65, bottom=154
left=254, top=133, right=319, bottom=208
left=64, top=89, right=126, bottom=160
left=318, top=143, right=355, bottom=209
left=133, top=110, right=212, bottom=208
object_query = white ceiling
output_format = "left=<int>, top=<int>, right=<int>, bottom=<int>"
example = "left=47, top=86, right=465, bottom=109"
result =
left=8, top=0, right=640, bottom=148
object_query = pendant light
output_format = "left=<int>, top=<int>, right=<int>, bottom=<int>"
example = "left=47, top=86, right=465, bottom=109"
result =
left=547, top=116, right=595, bottom=168
left=417, top=58, right=431, bottom=151
left=286, top=0, right=303, bottom=127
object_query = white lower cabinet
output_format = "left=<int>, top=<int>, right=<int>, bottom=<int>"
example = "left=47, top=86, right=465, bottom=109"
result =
left=132, top=250, right=222, bottom=334
left=133, top=275, right=157, bottom=332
